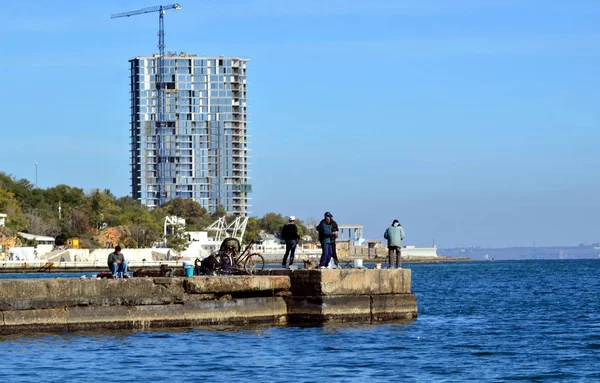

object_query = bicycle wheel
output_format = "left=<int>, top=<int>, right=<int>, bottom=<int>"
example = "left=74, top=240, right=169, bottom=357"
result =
left=244, top=253, right=265, bottom=274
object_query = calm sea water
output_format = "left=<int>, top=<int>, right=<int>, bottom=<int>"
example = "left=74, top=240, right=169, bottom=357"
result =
left=0, top=260, right=598, bottom=382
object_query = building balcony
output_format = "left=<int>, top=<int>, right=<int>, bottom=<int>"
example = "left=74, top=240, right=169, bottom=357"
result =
left=232, top=183, right=252, bottom=193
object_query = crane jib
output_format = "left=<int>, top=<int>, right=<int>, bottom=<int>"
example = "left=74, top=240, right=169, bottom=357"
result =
left=111, top=3, right=182, bottom=207
left=110, top=4, right=181, bottom=19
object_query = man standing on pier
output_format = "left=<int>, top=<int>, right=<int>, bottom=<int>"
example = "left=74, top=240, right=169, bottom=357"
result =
left=317, top=212, right=338, bottom=268
left=108, top=245, right=128, bottom=278
left=383, top=220, right=405, bottom=269
left=281, top=216, right=300, bottom=268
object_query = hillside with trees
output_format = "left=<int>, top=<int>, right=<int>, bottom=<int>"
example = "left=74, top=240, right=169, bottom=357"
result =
left=0, top=172, right=309, bottom=249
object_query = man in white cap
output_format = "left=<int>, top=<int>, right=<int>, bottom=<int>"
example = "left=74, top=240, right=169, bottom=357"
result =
left=280, top=215, right=300, bottom=268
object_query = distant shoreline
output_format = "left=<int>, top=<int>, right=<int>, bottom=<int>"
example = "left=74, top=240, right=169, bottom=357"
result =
left=441, top=244, right=600, bottom=261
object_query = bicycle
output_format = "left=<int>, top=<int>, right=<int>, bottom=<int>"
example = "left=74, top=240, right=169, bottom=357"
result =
left=213, top=239, right=265, bottom=275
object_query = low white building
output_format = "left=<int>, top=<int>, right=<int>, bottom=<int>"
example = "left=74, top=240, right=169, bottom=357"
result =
left=0, top=213, right=6, bottom=227
left=257, top=234, right=284, bottom=253
left=179, top=231, right=220, bottom=259
left=17, top=232, right=55, bottom=258
left=402, top=245, right=439, bottom=257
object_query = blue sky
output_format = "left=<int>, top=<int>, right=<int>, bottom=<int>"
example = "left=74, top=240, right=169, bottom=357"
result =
left=1, top=0, right=599, bottom=248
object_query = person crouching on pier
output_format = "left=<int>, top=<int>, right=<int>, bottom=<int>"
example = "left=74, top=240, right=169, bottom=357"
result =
left=108, top=245, right=128, bottom=278
left=317, top=212, right=338, bottom=269
left=383, top=219, right=405, bottom=269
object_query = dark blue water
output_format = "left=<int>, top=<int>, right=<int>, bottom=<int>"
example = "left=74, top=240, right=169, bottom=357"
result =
left=1, top=260, right=599, bottom=382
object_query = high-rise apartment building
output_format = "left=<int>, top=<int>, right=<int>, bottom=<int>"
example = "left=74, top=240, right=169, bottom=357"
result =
left=129, top=53, right=251, bottom=215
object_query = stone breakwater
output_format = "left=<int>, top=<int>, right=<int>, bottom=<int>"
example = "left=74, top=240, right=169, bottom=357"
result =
left=0, top=269, right=417, bottom=335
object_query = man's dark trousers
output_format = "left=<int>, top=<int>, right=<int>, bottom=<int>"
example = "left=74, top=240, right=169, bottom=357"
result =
left=319, top=241, right=333, bottom=267
left=388, top=246, right=401, bottom=269
left=282, top=240, right=297, bottom=266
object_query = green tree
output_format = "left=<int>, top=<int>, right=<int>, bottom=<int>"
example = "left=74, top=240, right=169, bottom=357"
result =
left=294, top=218, right=309, bottom=239
left=88, top=189, right=120, bottom=228
left=243, top=216, right=262, bottom=243
left=45, top=184, right=86, bottom=209
left=211, top=205, right=227, bottom=220
left=0, top=189, right=28, bottom=232
left=163, top=197, right=210, bottom=230
left=165, top=223, right=190, bottom=253
left=261, top=212, right=286, bottom=235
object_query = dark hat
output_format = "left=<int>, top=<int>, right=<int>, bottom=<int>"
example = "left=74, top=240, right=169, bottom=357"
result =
left=324, top=212, right=333, bottom=218
left=115, top=245, right=122, bottom=252
left=392, top=219, right=399, bottom=225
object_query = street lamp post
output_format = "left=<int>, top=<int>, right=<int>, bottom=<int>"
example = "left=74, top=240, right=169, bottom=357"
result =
left=35, top=162, right=38, bottom=188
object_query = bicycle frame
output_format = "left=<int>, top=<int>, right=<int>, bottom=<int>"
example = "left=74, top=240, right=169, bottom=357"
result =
left=233, top=240, right=256, bottom=266
left=211, top=240, right=264, bottom=275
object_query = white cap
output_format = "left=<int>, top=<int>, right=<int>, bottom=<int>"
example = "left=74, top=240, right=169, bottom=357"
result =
left=289, top=216, right=296, bottom=221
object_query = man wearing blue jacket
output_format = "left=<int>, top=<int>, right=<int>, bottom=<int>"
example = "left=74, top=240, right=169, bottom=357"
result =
left=383, top=219, right=405, bottom=269
left=316, top=212, right=338, bottom=268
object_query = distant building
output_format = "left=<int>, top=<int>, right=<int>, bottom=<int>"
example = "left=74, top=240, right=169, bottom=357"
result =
left=16, top=232, right=56, bottom=258
left=129, top=53, right=251, bottom=215
left=258, top=234, right=284, bottom=252
left=0, top=213, right=6, bottom=227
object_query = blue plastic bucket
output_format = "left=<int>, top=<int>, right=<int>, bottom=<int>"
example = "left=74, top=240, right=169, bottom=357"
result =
left=183, top=262, right=193, bottom=277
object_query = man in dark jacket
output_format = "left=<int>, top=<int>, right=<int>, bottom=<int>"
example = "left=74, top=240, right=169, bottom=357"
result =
left=281, top=216, right=300, bottom=268
left=316, top=212, right=338, bottom=268
left=107, top=245, right=128, bottom=278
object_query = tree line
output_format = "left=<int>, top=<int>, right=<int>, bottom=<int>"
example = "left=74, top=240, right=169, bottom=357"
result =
left=0, top=172, right=311, bottom=248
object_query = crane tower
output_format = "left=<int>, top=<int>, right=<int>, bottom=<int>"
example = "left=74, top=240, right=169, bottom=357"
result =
left=111, top=4, right=182, bottom=207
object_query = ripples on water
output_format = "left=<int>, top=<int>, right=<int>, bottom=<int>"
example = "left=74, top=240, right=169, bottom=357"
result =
left=1, top=260, right=599, bottom=382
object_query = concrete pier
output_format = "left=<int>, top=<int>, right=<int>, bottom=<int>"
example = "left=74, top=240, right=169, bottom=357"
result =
left=262, top=269, right=416, bottom=322
left=0, top=269, right=417, bottom=335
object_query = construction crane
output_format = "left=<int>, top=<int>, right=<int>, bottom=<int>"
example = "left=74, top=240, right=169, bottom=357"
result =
left=111, top=4, right=182, bottom=207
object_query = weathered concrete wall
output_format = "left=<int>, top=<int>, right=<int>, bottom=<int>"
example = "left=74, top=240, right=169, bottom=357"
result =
left=288, top=269, right=411, bottom=296
left=0, top=276, right=289, bottom=335
left=0, top=269, right=417, bottom=335
left=260, top=269, right=418, bottom=323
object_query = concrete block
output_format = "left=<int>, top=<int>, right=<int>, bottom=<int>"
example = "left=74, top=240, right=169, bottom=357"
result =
left=151, top=277, right=186, bottom=295
left=64, top=305, right=186, bottom=331
left=0, top=295, right=179, bottom=311
left=184, top=297, right=287, bottom=323
left=371, top=294, right=418, bottom=321
left=183, top=276, right=290, bottom=294
left=67, top=305, right=132, bottom=323
left=3, top=308, right=68, bottom=326
left=128, top=305, right=186, bottom=322
left=0, top=278, right=175, bottom=300
left=286, top=295, right=371, bottom=322
left=289, top=269, right=411, bottom=296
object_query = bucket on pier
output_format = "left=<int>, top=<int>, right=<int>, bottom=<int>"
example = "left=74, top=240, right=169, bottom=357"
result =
left=353, top=259, right=363, bottom=268
left=183, top=262, right=194, bottom=277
